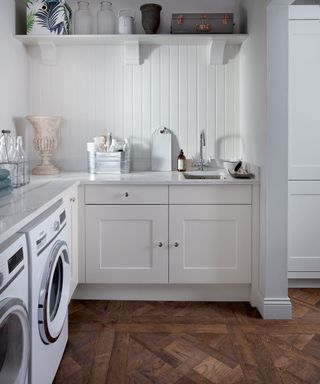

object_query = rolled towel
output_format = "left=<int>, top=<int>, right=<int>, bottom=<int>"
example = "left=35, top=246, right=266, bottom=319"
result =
left=0, top=169, right=10, bottom=180
left=0, top=186, right=12, bottom=198
left=0, top=178, right=11, bottom=190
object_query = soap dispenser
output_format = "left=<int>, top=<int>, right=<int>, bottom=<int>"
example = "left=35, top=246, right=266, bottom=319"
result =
left=177, top=149, right=186, bottom=172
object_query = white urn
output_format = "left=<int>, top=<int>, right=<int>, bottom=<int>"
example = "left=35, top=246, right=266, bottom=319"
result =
left=26, top=115, right=62, bottom=175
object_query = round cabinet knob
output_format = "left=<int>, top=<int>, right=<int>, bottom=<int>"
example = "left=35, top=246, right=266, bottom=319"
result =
left=0, top=272, right=3, bottom=288
left=53, top=221, right=60, bottom=231
left=124, top=192, right=129, bottom=197
left=174, top=242, right=179, bottom=248
left=158, top=242, right=163, bottom=248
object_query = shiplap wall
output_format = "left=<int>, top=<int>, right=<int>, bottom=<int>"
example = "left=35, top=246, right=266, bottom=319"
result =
left=28, top=44, right=240, bottom=171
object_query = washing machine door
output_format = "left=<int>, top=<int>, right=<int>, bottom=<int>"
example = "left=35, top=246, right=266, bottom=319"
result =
left=0, top=298, right=30, bottom=384
left=38, top=240, right=70, bottom=344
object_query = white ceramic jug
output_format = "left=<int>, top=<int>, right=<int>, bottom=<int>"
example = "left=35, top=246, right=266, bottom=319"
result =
left=118, top=9, right=135, bottom=34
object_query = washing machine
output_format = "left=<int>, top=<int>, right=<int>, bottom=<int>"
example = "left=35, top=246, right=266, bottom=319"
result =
left=20, top=199, right=71, bottom=384
left=0, top=233, right=30, bottom=384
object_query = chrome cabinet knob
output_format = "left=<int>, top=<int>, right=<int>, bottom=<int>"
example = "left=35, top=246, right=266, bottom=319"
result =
left=158, top=242, right=163, bottom=248
left=174, top=242, right=179, bottom=247
left=124, top=192, right=129, bottom=197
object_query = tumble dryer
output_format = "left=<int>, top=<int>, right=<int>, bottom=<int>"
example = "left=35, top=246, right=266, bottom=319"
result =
left=0, top=233, right=30, bottom=384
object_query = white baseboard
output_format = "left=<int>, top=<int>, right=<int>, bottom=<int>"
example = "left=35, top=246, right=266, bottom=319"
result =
left=256, top=290, right=292, bottom=319
left=73, top=284, right=251, bottom=302
left=289, top=279, right=320, bottom=288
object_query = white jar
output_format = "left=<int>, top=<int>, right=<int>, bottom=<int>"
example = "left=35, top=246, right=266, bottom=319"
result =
left=118, top=9, right=135, bottom=34
left=98, top=1, right=115, bottom=34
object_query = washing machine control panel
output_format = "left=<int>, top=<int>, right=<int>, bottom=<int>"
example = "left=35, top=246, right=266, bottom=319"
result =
left=0, top=234, right=27, bottom=290
left=35, top=207, right=67, bottom=254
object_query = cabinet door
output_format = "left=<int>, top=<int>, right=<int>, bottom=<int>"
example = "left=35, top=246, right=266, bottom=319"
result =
left=65, top=186, right=79, bottom=300
left=289, top=20, right=320, bottom=179
left=288, top=181, right=320, bottom=272
left=85, top=205, right=168, bottom=283
left=169, top=205, right=251, bottom=284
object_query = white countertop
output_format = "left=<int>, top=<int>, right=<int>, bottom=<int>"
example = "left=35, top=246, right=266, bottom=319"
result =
left=30, top=170, right=260, bottom=185
left=0, top=170, right=259, bottom=244
left=0, top=179, right=79, bottom=244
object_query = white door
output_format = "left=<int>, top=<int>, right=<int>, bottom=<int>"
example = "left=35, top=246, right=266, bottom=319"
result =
left=85, top=205, right=168, bottom=284
left=169, top=205, right=252, bottom=284
left=38, top=241, right=70, bottom=344
left=288, top=181, right=320, bottom=272
left=0, top=298, right=30, bottom=384
left=289, top=20, right=320, bottom=179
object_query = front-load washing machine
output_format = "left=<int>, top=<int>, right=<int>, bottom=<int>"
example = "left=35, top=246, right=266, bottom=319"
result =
left=20, top=199, right=71, bottom=384
left=0, top=233, right=30, bottom=384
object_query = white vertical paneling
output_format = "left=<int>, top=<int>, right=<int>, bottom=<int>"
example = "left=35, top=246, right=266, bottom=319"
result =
left=104, top=46, right=115, bottom=136
left=216, top=65, right=226, bottom=160
left=29, top=44, right=240, bottom=171
left=178, top=45, right=188, bottom=157
left=187, top=45, right=197, bottom=158
left=113, top=46, right=124, bottom=140
left=132, top=63, right=142, bottom=167
left=141, top=45, right=152, bottom=168
left=225, top=55, right=235, bottom=160
left=151, top=47, right=161, bottom=132
left=160, top=46, right=170, bottom=128
left=169, top=45, right=180, bottom=169
left=197, top=46, right=207, bottom=161
left=124, top=64, right=133, bottom=144
left=207, top=62, right=216, bottom=159
left=95, top=46, right=105, bottom=136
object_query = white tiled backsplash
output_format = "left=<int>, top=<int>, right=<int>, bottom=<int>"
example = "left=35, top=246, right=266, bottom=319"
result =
left=27, top=43, right=241, bottom=171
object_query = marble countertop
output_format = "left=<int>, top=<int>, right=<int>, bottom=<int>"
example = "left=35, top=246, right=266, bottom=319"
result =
left=0, top=179, right=79, bottom=244
left=0, top=170, right=259, bottom=244
left=30, top=170, right=260, bottom=185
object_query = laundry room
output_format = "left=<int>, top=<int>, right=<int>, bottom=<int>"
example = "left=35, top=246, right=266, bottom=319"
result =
left=0, top=0, right=320, bottom=383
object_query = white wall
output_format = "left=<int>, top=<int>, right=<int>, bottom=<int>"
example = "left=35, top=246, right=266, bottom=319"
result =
left=0, top=0, right=28, bottom=141
left=27, top=0, right=244, bottom=171
left=28, top=44, right=241, bottom=171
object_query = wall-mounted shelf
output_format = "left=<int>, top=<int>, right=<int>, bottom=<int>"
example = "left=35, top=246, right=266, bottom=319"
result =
left=15, top=34, right=248, bottom=66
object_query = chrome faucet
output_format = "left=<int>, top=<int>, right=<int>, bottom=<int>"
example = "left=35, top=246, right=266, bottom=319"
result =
left=200, top=130, right=206, bottom=171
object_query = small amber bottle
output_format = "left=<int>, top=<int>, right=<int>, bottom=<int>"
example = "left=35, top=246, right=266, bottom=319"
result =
left=177, top=149, right=186, bottom=172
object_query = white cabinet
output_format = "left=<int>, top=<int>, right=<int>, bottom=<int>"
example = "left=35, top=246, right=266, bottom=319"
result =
left=84, top=184, right=253, bottom=285
left=169, top=205, right=252, bottom=283
left=65, top=186, right=79, bottom=299
left=288, top=181, right=320, bottom=273
left=85, top=205, right=168, bottom=284
left=289, top=19, right=320, bottom=179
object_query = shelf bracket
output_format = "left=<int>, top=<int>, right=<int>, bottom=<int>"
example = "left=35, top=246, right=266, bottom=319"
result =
left=124, top=40, right=140, bottom=65
left=208, top=40, right=226, bottom=65
left=38, top=41, right=57, bottom=65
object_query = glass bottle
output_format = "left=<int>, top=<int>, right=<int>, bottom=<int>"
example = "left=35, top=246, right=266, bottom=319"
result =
left=74, top=1, right=93, bottom=35
left=177, top=149, right=186, bottom=172
left=97, top=1, right=115, bottom=34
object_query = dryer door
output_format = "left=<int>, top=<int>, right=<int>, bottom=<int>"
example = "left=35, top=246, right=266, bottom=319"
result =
left=0, top=298, right=30, bottom=384
left=38, top=240, right=70, bottom=344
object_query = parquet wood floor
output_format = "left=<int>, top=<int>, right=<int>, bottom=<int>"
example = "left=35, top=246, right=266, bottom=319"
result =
left=54, top=289, right=320, bottom=384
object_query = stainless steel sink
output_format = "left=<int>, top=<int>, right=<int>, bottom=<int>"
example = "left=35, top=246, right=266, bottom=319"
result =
left=183, top=171, right=226, bottom=180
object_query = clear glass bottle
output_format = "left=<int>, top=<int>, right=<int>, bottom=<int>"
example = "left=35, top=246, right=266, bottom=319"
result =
left=74, top=1, right=93, bottom=35
left=97, top=1, right=115, bottom=34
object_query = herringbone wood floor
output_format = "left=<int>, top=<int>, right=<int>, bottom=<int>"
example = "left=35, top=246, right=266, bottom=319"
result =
left=54, top=289, right=320, bottom=384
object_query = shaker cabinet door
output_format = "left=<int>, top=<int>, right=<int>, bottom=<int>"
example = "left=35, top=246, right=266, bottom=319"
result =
left=85, top=205, right=168, bottom=284
left=289, top=20, right=320, bottom=179
left=169, top=205, right=252, bottom=284
left=288, top=181, right=320, bottom=273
